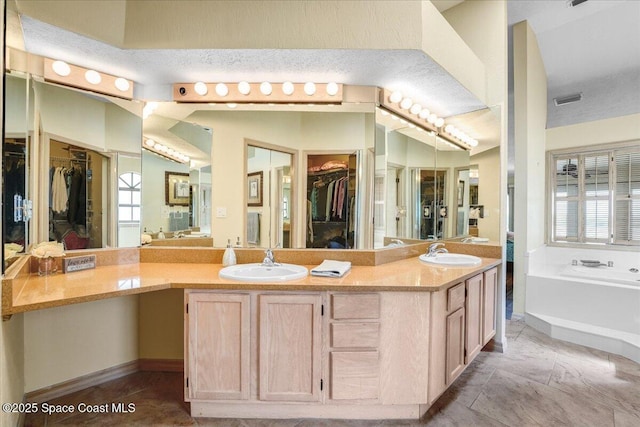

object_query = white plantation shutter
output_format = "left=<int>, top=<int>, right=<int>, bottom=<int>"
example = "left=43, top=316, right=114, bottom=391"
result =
left=550, top=144, right=639, bottom=247
left=613, top=150, right=640, bottom=244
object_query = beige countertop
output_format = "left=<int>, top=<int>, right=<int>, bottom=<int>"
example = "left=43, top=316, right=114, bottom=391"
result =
left=3, top=256, right=501, bottom=315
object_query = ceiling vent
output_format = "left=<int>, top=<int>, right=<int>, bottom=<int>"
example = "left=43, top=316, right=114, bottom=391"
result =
left=554, top=93, right=583, bottom=106
left=567, top=0, right=589, bottom=7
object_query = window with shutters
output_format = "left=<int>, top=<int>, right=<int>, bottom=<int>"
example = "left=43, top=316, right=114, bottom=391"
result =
left=549, top=143, right=639, bottom=247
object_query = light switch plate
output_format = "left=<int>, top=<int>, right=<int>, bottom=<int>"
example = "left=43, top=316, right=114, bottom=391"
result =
left=216, top=207, right=227, bottom=218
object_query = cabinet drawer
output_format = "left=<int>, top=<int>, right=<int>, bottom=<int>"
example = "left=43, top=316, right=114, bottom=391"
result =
left=331, top=323, right=380, bottom=348
left=447, top=283, right=465, bottom=312
left=330, top=351, right=379, bottom=400
left=332, top=294, right=380, bottom=319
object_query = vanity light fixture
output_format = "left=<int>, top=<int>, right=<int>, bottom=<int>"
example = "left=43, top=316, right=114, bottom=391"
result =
left=52, top=60, right=71, bottom=76
left=194, top=82, right=208, bottom=96
left=143, top=139, right=190, bottom=164
left=44, top=57, right=134, bottom=99
left=173, top=81, right=343, bottom=104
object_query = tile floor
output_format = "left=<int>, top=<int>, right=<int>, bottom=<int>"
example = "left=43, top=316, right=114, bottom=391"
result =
left=24, top=319, right=640, bottom=426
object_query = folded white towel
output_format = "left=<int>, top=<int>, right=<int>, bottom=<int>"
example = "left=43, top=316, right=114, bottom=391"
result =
left=311, top=260, right=352, bottom=278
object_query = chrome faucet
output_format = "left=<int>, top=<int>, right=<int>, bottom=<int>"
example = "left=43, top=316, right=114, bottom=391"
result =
left=262, top=248, right=280, bottom=267
left=427, top=242, right=448, bottom=257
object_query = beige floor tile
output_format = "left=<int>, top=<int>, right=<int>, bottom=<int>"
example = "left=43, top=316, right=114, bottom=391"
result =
left=613, top=409, right=640, bottom=427
left=424, top=400, right=508, bottom=426
left=471, top=369, right=615, bottom=427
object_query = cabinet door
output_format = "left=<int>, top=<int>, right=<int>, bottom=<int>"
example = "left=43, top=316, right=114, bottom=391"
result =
left=445, top=307, right=465, bottom=385
left=482, top=267, right=498, bottom=344
left=465, top=273, right=483, bottom=363
left=259, top=294, right=322, bottom=402
left=187, top=292, right=250, bottom=401
left=330, top=351, right=379, bottom=400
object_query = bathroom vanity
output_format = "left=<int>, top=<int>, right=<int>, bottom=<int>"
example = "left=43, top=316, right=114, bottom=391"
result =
left=2, top=245, right=500, bottom=420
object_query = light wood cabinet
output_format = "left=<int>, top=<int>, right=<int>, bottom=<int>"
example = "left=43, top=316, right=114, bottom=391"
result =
left=186, top=292, right=250, bottom=401
left=445, top=307, right=465, bottom=385
left=465, top=273, right=483, bottom=364
left=330, top=351, right=379, bottom=400
left=259, top=294, right=322, bottom=402
left=482, top=267, right=498, bottom=345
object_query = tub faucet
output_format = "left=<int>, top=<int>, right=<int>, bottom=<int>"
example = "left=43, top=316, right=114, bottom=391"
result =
left=572, top=259, right=578, bottom=266
left=607, top=261, right=614, bottom=267
left=427, top=243, right=448, bottom=257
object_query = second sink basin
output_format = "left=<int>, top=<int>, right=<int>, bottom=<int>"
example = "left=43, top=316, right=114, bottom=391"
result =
left=219, top=263, right=308, bottom=282
left=419, top=253, right=482, bottom=267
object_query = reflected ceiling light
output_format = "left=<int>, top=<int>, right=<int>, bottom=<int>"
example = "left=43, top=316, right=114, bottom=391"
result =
left=215, top=83, right=229, bottom=96
left=260, top=81, right=273, bottom=95
left=326, top=82, right=339, bottom=96
left=282, top=81, right=295, bottom=95
left=391, top=114, right=399, bottom=120
left=380, top=110, right=389, bottom=116
left=400, top=97, right=413, bottom=110
left=114, top=77, right=130, bottom=92
left=238, top=81, right=251, bottom=95
left=52, top=60, right=71, bottom=77
left=194, top=82, right=208, bottom=96
left=435, top=117, right=445, bottom=128
left=389, top=91, right=403, bottom=103
left=227, top=103, right=237, bottom=108
left=408, top=123, right=416, bottom=128
left=400, top=118, right=408, bottom=124
left=84, top=69, right=101, bottom=85
left=469, top=139, right=479, bottom=147
left=304, top=82, right=316, bottom=95
left=410, top=104, right=422, bottom=115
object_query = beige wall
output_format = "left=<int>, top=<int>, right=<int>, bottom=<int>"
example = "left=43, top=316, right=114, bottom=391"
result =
left=546, top=113, right=640, bottom=151
left=470, top=146, right=501, bottom=242
left=513, top=21, right=547, bottom=316
left=23, top=296, right=138, bottom=392
left=138, top=289, right=184, bottom=360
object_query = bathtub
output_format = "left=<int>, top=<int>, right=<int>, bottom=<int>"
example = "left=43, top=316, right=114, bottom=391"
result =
left=526, top=246, right=640, bottom=363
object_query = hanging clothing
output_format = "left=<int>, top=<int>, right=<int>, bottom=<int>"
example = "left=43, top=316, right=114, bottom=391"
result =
left=51, top=167, right=69, bottom=214
left=67, top=168, right=85, bottom=225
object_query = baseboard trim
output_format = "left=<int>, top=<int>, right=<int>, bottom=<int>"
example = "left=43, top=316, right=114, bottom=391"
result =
left=139, top=358, right=184, bottom=372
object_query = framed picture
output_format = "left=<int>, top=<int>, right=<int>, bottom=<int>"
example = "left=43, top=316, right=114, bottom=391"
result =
left=247, top=171, right=263, bottom=207
left=457, top=180, right=465, bottom=207
left=165, top=172, right=190, bottom=206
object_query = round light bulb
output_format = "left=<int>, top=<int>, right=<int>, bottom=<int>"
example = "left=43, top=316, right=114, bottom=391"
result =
left=418, top=109, right=430, bottom=119
left=215, top=83, right=229, bottom=97
left=260, top=81, right=273, bottom=95
left=400, top=97, right=413, bottom=110
left=84, top=70, right=101, bottom=85
left=194, top=82, right=208, bottom=96
left=114, top=77, right=130, bottom=92
left=147, top=101, right=158, bottom=111
left=410, top=104, right=422, bottom=115
left=144, top=139, right=155, bottom=147
left=389, top=91, right=402, bottom=103
left=52, top=60, right=71, bottom=77
left=326, top=82, right=339, bottom=96
left=304, top=82, right=316, bottom=96
left=470, top=139, right=478, bottom=147
left=282, top=81, right=295, bottom=95
left=445, top=125, right=454, bottom=134
left=238, top=81, right=251, bottom=95
left=435, top=117, right=445, bottom=127
left=427, top=114, right=437, bottom=124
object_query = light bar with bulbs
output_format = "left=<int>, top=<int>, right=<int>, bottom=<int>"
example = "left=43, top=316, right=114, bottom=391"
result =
left=143, top=138, right=190, bottom=164
left=378, top=88, right=479, bottom=150
left=44, top=58, right=134, bottom=99
left=173, top=81, right=342, bottom=103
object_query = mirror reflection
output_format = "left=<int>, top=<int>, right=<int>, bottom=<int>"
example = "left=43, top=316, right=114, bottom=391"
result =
left=141, top=113, right=212, bottom=246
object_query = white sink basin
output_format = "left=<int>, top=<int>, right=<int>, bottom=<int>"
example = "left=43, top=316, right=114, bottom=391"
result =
left=419, top=253, right=482, bottom=267
left=219, top=263, right=308, bottom=282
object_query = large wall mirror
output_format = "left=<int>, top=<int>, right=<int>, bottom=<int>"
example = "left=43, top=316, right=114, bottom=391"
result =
left=3, top=62, right=143, bottom=271
left=374, top=106, right=501, bottom=248
left=141, top=104, right=375, bottom=249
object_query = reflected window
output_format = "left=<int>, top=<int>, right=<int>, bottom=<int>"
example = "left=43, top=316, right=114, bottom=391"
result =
left=118, top=172, right=141, bottom=222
